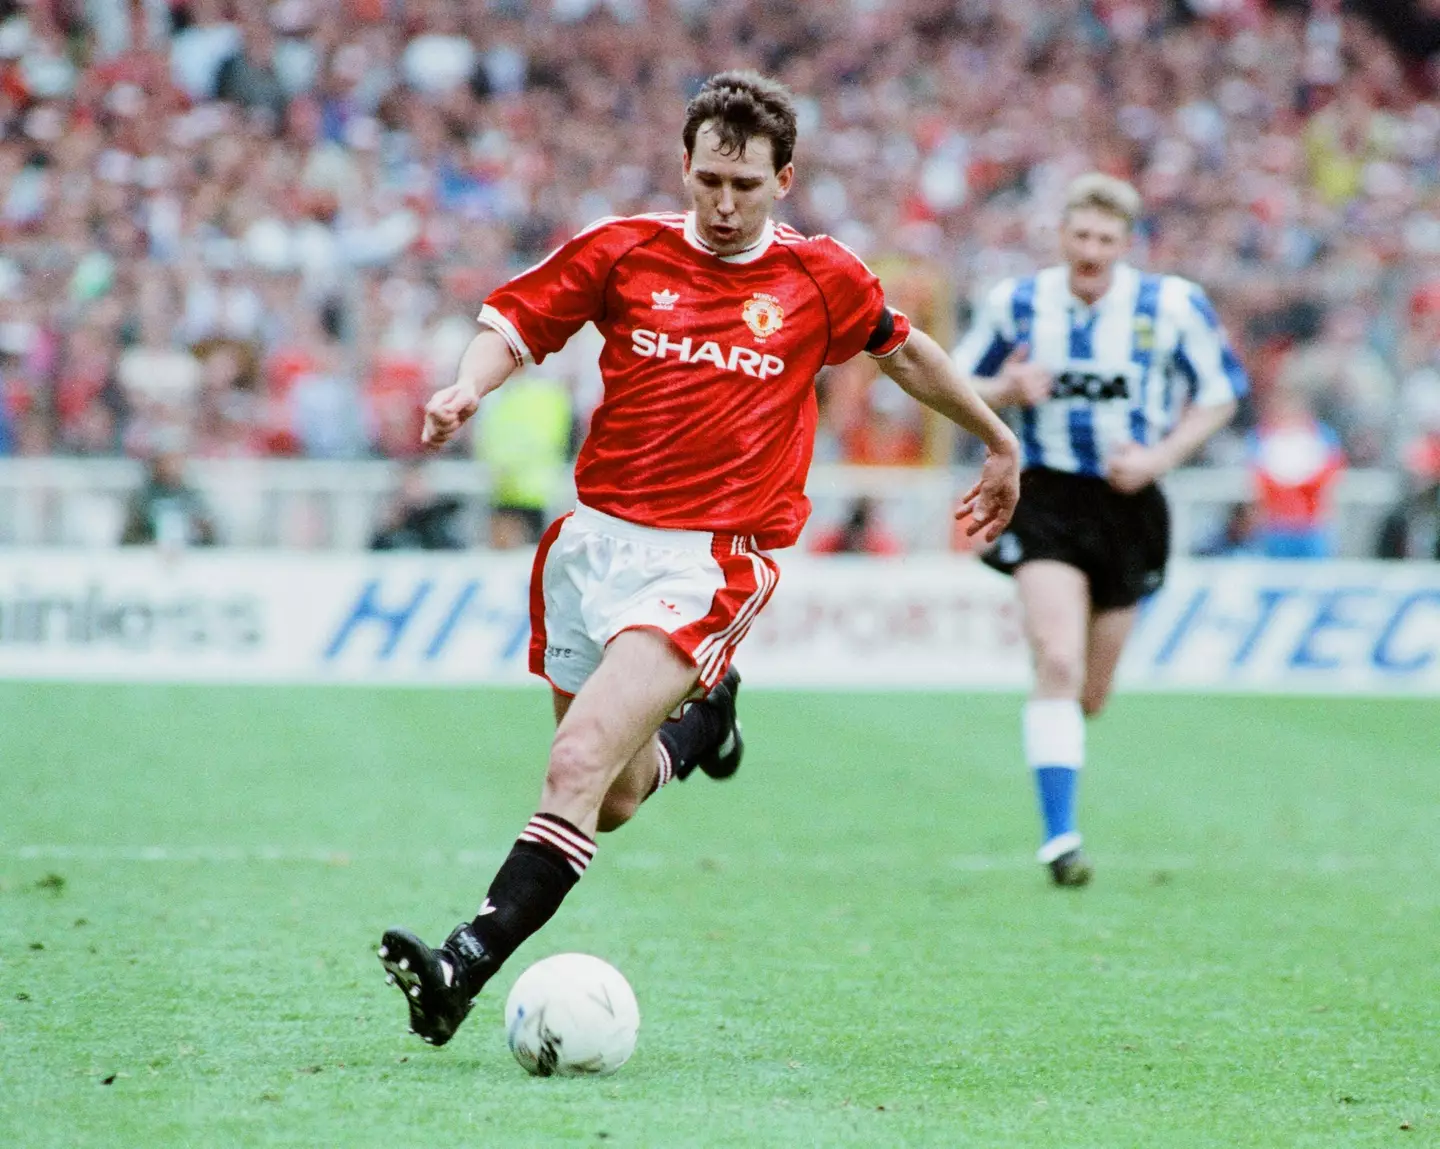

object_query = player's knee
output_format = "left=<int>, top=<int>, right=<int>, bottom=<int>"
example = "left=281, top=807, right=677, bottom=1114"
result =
left=1032, top=645, right=1084, bottom=696
left=545, top=728, right=610, bottom=805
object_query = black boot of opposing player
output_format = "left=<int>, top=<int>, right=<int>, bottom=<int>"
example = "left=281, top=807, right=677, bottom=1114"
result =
left=378, top=921, right=495, bottom=1047
left=660, top=666, right=744, bottom=781
left=1047, top=848, right=1094, bottom=888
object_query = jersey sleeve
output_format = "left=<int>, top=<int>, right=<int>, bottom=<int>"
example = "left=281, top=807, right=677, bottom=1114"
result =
left=1170, top=281, right=1249, bottom=407
left=951, top=279, right=1018, bottom=377
left=478, top=218, right=656, bottom=366
left=797, top=237, right=911, bottom=366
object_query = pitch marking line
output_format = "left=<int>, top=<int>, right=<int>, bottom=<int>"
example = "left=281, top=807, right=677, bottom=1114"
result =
left=0, top=845, right=1391, bottom=873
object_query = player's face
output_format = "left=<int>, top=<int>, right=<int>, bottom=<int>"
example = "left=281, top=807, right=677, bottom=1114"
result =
left=1059, top=207, right=1131, bottom=303
left=683, top=123, right=793, bottom=255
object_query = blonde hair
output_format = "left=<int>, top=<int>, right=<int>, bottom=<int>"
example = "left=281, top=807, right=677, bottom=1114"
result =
left=1063, top=173, right=1141, bottom=229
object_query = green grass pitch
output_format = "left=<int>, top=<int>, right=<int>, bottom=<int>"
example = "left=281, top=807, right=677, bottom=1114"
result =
left=1, top=684, right=1435, bottom=1147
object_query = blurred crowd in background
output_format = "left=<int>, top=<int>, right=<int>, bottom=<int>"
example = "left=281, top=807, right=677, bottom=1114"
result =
left=1, top=0, right=1440, bottom=555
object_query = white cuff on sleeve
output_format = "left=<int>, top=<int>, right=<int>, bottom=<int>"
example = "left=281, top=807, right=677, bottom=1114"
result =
left=477, top=305, right=532, bottom=365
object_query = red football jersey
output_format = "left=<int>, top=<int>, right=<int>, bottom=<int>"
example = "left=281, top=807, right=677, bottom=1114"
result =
left=478, top=212, right=910, bottom=548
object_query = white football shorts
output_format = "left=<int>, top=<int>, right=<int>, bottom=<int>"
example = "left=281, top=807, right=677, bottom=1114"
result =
left=527, top=502, right=780, bottom=696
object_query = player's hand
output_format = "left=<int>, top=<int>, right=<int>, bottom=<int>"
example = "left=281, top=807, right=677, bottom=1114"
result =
left=956, top=443, right=1021, bottom=543
left=421, top=381, right=480, bottom=449
left=1106, top=441, right=1165, bottom=494
left=998, top=345, right=1052, bottom=407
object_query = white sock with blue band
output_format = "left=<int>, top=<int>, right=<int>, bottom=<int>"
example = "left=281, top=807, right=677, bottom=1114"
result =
left=1023, top=699, right=1086, bottom=863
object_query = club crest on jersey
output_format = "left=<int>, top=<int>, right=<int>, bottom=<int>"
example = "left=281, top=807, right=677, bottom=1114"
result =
left=1133, top=314, right=1154, bottom=351
left=741, top=292, right=784, bottom=341
left=651, top=289, right=679, bottom=311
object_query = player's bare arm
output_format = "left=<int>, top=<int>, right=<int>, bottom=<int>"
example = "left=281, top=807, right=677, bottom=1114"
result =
left=876, top=328, right=1022, bottom=541
left=1106, top=398, right=1237, bottom=494
left=421, top=328, right=519, bottom=448
left=972, top=345, right=1053, bottom=410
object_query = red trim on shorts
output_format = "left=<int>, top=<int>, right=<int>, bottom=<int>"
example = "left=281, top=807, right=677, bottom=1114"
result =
left=668, top=536, right=780, bottom=690
left=528, top=513, right=572, bottom=680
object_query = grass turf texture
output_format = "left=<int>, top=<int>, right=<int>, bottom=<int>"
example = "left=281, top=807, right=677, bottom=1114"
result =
left=0, top=685, right=1434, bottom=1148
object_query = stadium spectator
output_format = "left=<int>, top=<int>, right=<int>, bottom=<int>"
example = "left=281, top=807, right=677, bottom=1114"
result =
left=214, top=12, right=288, bottom=120
left=289, top=332, right=369, bottom=459
left=168, top=0, right=241, bottom=103
left=56, top=321, right=128, bottom=456
left=809, top=497, right=903, bottom=556
left=473, top=370, right=574, bottom=549
left=116, top=293, right=203, bottom=409
left=1397, top=278, right=1440, bottom=474
left=1274, top=306, right=1396, bottom=466
left=0, top=384, right=13, bottom=457
left=119, top=438, right=218, bottom=547
left=368, top=460, right=466, bottom=551
left=1374, top=476, right=1440, bottom=561
left=1194, top=501, right=1261, bottom=557
left=1404, top=423, right=1440, bottom=490
left=1250, top=388, right=1347, bottom=559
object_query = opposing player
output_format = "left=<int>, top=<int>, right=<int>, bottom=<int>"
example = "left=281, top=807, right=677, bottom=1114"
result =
left=953, top=173, right=1246, bottom=887
left=378, top=71, right=1022, bottom=1045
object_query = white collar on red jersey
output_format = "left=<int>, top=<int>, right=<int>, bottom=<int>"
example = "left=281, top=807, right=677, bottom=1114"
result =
left=682, top=213, right=775, bottom=264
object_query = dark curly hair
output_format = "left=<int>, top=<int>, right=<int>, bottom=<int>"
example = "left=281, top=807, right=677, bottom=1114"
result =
left=682, top=71, right=798, bottom=173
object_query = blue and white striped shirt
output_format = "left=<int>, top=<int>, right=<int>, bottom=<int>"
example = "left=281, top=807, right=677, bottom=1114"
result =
left=952, top=263, right=1248, bottom=477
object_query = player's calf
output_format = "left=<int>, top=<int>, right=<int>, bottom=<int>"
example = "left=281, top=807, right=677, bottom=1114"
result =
left=597, top=782, right=644, bottom=830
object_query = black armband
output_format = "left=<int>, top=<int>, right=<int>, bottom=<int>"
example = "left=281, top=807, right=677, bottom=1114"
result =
left=864, top=308, right=897, bottom=354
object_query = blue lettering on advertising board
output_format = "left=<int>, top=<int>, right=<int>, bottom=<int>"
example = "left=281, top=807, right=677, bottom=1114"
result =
left=1370, top=589, right=1440, bottom=674
left=1154, top=585, right=1300, bottom=669
left=324, top=577, right=530, bottom=666
left=421, top=580, right=530, bottom=663
left=324, top=579, right=434, bottom=660
left=1288, top=587, right=1376, bottom=671
left=1148, top=577, right=1440, bottom=685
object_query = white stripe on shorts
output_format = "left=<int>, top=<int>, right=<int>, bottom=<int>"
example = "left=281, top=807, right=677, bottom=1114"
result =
left=693, top=550, right=777, bottom=682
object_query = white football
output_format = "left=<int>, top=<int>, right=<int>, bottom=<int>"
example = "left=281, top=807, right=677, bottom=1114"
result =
left=503, top=953, right=640, bottom=1076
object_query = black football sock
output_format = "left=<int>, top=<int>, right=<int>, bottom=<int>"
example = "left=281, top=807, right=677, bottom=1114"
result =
left=463, top=813, right=596, bottom=984
left=658, top=699, right=728, bottom=781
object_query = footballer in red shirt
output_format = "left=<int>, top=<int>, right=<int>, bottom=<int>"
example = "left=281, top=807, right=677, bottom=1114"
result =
left=479, top=209, right=909, bottom=549
left=379, top=71, right=1021, bottom=1047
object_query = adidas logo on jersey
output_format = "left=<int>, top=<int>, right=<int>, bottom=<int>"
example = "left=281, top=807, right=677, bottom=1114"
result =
left=651, top=289, right=680, bottom=310
left=630, top=328, right=784, bottom=379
